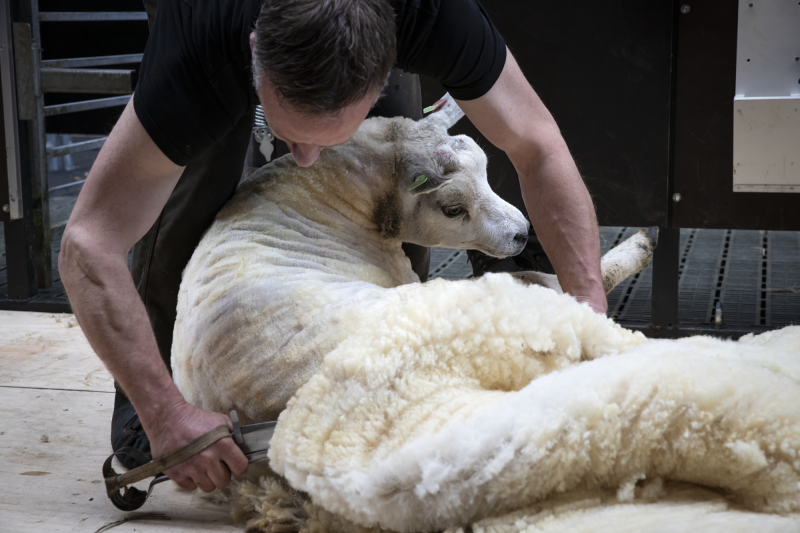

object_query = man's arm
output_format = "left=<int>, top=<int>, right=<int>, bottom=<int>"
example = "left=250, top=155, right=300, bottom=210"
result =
left=59, top=97, right=248, bottom=490
left=456, top=49, right=608, bottom=313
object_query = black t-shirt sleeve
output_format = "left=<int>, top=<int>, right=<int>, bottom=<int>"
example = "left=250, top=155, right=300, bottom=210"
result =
left=395, top=0, right=507, bottom=101
left=134, top=1, right=255, bottom=166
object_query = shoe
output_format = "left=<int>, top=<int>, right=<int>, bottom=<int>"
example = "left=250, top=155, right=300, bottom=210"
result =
left=468, top=231, right=555, bottom=277
left=111, top=388, right=152, bottom=469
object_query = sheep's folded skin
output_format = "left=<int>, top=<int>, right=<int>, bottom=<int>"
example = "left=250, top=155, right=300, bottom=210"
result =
left=172, top=151, right=417, bottom=423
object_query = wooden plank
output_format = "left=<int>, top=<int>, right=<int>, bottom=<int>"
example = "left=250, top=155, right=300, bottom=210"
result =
left=0, top=311, right=113, bottom=391
left=0, top=387, right=239, bottom=532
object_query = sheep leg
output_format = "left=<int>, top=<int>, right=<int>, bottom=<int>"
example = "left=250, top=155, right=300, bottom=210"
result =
left=510, top=270, right=563, bottom=293
left=599, top=226, right=658, bottom=293
left=512, top=227, right=659, bottom=295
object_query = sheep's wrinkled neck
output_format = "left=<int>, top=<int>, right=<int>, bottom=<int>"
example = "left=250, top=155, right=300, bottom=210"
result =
left=294, top=144, right=401, bottom=239
left=246, top=147, right=415, bottom=287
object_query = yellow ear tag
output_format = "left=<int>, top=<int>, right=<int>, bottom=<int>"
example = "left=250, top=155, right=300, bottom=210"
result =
left=423, top=99, right=446, bottom=114
left=409, top=175, right=427, bottom=190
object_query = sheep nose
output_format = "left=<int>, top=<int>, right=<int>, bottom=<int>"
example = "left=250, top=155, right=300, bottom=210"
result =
left=513, top=233, right=528, bottom=245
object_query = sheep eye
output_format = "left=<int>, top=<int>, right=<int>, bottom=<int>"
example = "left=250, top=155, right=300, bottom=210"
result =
left=442, top=206, right=463, bottom=217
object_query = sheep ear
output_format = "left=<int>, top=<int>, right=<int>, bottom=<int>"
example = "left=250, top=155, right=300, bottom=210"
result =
left=407, top=172, right=451, bottom=196
left=420, top=93, right=465, bottom=131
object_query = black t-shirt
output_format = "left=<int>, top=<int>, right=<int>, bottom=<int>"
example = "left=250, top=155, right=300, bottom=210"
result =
left=134, top=0, right=506, bottom=167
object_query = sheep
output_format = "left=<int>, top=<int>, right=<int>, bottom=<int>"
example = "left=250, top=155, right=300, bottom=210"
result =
left=171, top=95, right=653, bottom=424
left=171, top=96, right=800, bottom=532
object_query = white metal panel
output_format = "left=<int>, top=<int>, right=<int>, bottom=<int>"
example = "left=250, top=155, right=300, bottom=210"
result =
left=733, top=96, right=800, bottom=192
left=735, top=1, right=800, bottom=98
left=733, top=0, right=800, bottom=192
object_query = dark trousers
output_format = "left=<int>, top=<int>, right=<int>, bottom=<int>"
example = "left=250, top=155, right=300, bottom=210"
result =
left=129, top=69, right=429, bottom=368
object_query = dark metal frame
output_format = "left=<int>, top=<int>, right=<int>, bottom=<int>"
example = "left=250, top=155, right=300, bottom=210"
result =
left=672, top=0, right=800, bottom=230
left=423, top=0, right=798, bottom=337
left=1, top=0, right=145, bottom=312
left=646, top=0, right=798, bottom=337
left=648, top=4, right=682, bottom=336
left=3, top=0, right=798, bottom=328
left=2, top=0, right=50, bottom=301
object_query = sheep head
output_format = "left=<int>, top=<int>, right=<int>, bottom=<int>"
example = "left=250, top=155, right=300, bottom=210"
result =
left=385, top=94, right=530, bottom=258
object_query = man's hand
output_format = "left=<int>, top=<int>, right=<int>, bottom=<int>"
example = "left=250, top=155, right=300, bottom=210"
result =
left=60, top=97, right=245, bottom=494
left=147, top=402, right=248, bottom=492
left=456, top=49, right=607, bottom=314
left=575, top=293, right=609, bottom=315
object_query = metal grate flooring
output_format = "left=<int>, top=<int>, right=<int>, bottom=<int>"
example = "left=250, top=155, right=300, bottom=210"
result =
left=429, top=227, right=800, bottom=332
left=428, top=248, right=473, bottom=281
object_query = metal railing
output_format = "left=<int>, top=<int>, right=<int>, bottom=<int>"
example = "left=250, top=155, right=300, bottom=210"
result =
left=1, top=0, right=146, bottom=305
left=39, top=12, right=148, bottom=22
left=45, top=136, right=106, bottom=158
left=42, top=53, right=143, bottom=69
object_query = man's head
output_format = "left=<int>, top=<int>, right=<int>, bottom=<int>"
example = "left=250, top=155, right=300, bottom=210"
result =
left=250, top=0, right=396, bottom=167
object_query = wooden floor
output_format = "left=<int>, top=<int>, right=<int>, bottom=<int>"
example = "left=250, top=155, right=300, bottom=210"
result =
left=0, top=311, right=240, bottom=532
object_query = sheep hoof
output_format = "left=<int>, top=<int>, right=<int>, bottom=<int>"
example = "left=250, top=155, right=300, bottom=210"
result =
left=645, top=226, right=659, bottom=249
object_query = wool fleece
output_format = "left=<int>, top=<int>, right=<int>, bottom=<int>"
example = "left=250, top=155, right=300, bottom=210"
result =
left=268, top=276, right=800, bottom=532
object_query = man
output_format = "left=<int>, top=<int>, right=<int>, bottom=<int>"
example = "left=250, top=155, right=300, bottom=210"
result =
left=60, top=0, right=606, bottom=494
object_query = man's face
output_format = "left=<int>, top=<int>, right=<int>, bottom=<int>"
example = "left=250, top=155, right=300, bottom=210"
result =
left=250, top=33, right=376, bottom=168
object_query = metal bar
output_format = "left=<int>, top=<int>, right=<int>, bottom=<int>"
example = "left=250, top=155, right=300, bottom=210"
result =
left=41, top=68, right=135, bottom=94
left=621, top=322, right=764, bottom=341
left=2, top=14, right=38, bottom=297
left=42, top=53, right=142, bottom=69
left=49, top=178, right=84, bottom=195
left=23, top=0, right=51, bottom=289
left=46, top=137, right=105, bottom=158
left=0, top=2, right=23, bottom=220
left=43, top=94, right=130, bottom=116
left=3, top=217, right=38, bottom=299
left=11, top=23, right=35, bottom=120
left=10, top=21, right=46, bottom=281
left=651, top=227, right=681, bottom=330
left=0, top=297, right=71, bottom=313
left=39, top=12, right=148, bottom=22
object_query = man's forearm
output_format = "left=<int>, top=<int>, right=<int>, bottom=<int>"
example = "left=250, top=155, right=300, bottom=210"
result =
left=61, top=238, right=249, bottom=489
left=59, top=236, right=185, bottom=432
left=57, top=98, right=247, bottom=490
left=454, top=51, right=606, bottom=313
left=514, top=141, right=607, bottom=313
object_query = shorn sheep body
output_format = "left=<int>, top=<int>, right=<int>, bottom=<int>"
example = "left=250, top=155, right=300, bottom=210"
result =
left=172, top=97, right=800, bottom=532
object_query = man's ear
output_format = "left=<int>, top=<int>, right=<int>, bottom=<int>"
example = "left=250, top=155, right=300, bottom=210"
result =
left=406, top=172, right=451, bottom=196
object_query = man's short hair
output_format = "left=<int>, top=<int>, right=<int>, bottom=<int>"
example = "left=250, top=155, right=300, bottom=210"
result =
left=252, top=0, right=396, bottom=116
